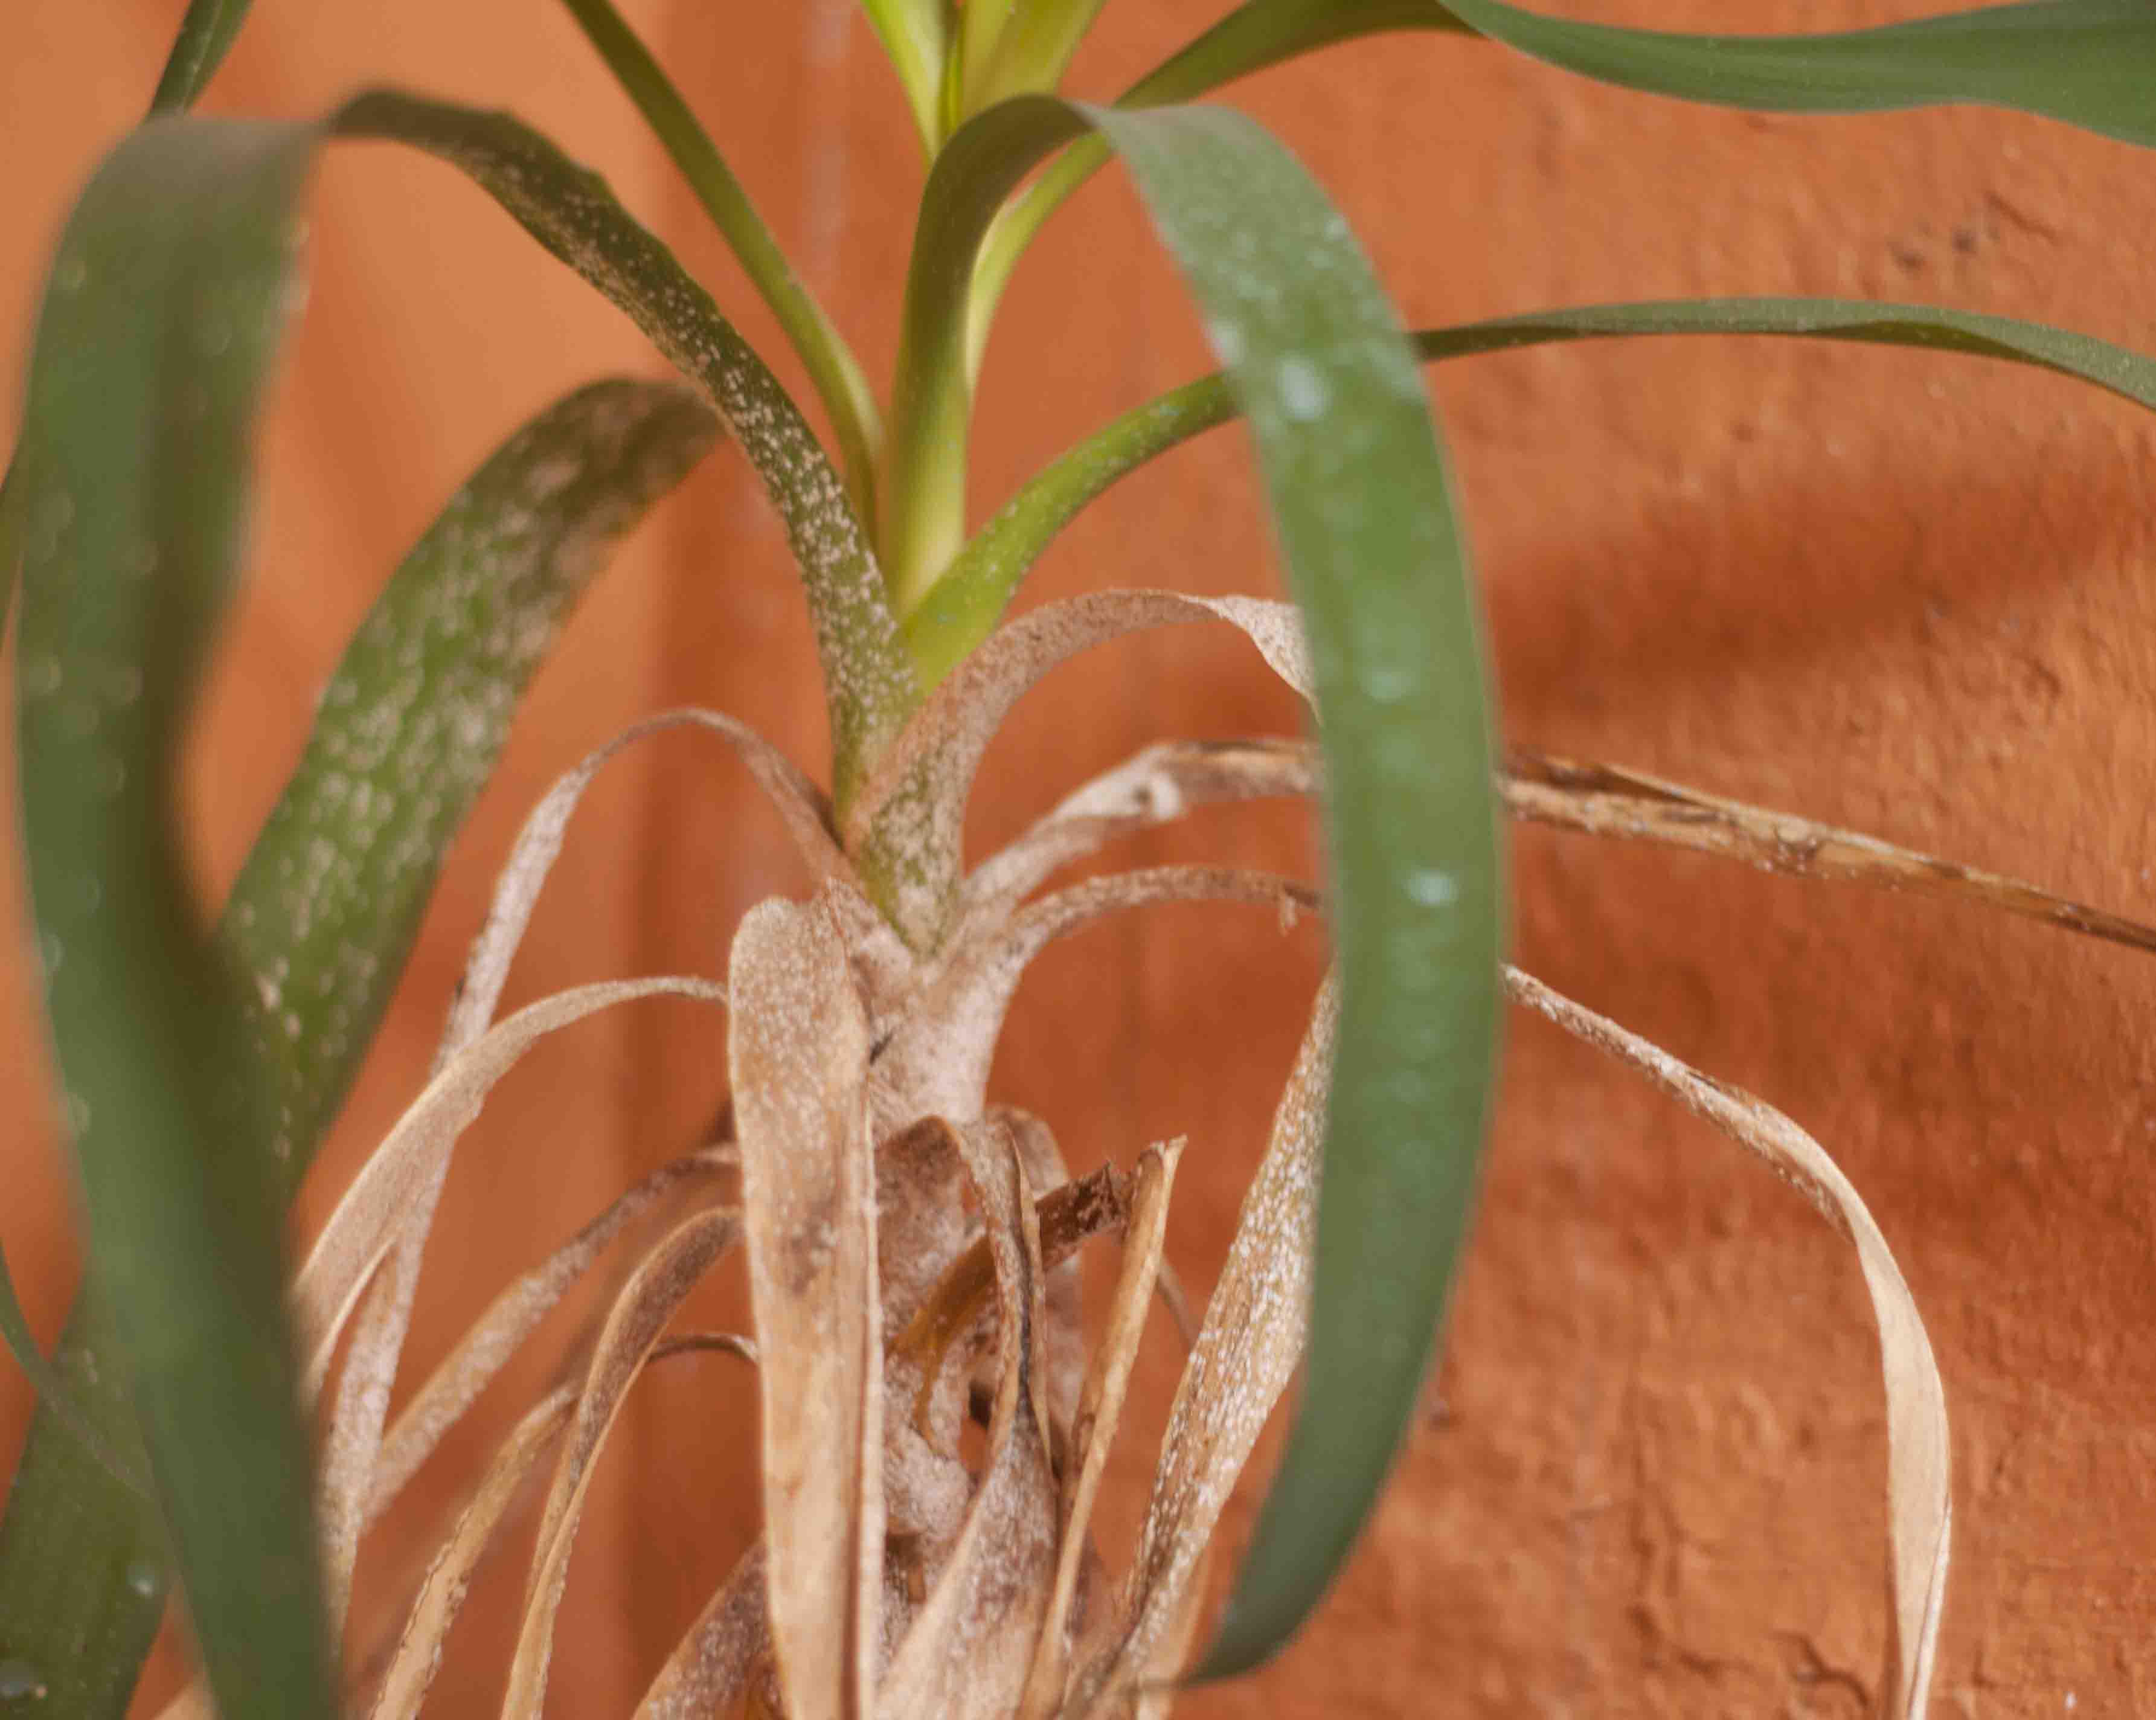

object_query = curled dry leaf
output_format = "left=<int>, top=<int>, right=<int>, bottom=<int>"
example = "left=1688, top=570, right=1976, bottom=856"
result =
left=1505, top=966, right=1949, bottom=1720
left=965, top=739, right=1318, bottom=926
left=637, top=1542, right=773, bottom=1719
left=365, top=1142, right=734, bottom=1524
left=293, top=976, right=728, bottom=1399
left=1065, top=975, right=1338, bottom=1719
left=301, top=975, right=730, bottom=1623
left=1019, top=1139, right=1182, bottom=1720
left=443, top=710, right=852, bottom=1064
left=846, top=589, right=1311, bottom=947
left=326, top=707, right=838, bottom=1623
left=502, top=1207, right=746, bottom=1718
left=729, top=895, right=884, bottom=1720
left=879, top=1115, right=1056, bottom=1720
left=369, top=1332, right=752, bottom=1720
left=1506, top=746, right=2156, bottom=956
left=874, top=866, right=1320, bottom=1130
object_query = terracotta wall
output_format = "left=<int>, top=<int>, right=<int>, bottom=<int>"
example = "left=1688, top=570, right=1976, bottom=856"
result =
left=5, top=2, right=2156, bottom=1714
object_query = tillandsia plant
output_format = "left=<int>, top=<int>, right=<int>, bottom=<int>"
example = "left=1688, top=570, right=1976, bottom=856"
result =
left=7, top=1, right=2156, bottom=1716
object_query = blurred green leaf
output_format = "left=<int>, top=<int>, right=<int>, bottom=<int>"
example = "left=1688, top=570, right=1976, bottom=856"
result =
left=149, top=0, right=254, bottom=114
left=914, top=295, right=2156, bottom=678
left=13, top=114, right=338, bottom=1720
left=330, top=89, right=919, bottom=810
left=3, top=112, right=717, bottom=1713
left=0, top=1250, right=147, bottom=1501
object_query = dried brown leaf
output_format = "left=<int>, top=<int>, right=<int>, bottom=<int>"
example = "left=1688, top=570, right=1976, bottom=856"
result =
left=501, top=1209, right=745, bottom=1717
left=729, top=896, right=884, bottom=1720
left=845, top=590, right=1310, bottom=945
left=364, top=1143, right=733, bottom=1524
left=445, top=712, right=845, bottom=1061
left=873, top=867, right=1318, bottom=1131
left=636, top=1542, right=772, bottom=1719
left=998, top=1109, right=1087, bottom=1441
left=295, top=977, right=727, bottom=1400
left=1505, top=966, right=1948, bottom=1720
left=880, top=1116, right=1057, bottom=1720
left=365, top=1332, right=749, bottom=1720
left=1067, top=977, right=1338, bottom=1718
left=964, top=739, right=1318, bottom=926
left=1506, top=746, right=2156, bottom=956
left=1019, top=1140, right=1182, bottom=1720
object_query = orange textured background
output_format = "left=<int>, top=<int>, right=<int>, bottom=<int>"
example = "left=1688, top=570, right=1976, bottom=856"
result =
left=6, top=2, right=2156, bottom=1715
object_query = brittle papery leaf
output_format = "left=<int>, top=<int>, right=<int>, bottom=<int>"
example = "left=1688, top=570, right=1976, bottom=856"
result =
left=1063, top=978, right=1336, bottom=1719
left=1019, top=1140, right=1182, bottom=1720
left=971, top=731, right=2156, bottom=961
left=309, top=982, right=726, bottom=1629
left=502, top=1210, right=745, bottom=1718
left=871, top=866, right=1319, bottom=1132
left=636, top=1541, right=772, bottom=1719
left=851, top=588, right=1312, bottom=951
left=964, top=739, right=1320, bottom=925
left=440, top=710, right=849, bottom=1067
left=879, top=1115, right=1057, bottom=1720
left=728, top=896, right=884, bottom=1720
left=1504, top=967, right=1948, bottom=1719
left=1505, top=749, right=2156, bottom=957
left=364, top=1144, right=733, bottom=1524
left=330, top=91, right=920, bottom=809
left=998, top=1109, right=1088, bottom=1437
left=295, top=977, right=727, bottom=1403
left=368, top=1333, right=748, bottom=1720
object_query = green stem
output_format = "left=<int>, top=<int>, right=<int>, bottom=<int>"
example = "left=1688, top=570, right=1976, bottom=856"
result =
left=559, top=0, right=885, bottom=528
left=880, top=96, right=1088, bottom=614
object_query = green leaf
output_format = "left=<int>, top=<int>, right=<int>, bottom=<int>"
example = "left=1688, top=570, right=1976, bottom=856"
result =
left=882, top=97, right=1089, bottom=611
left=330, top=89, right=920, bottom=812
left=1083, top=100, right=1504, bottom=1683
left=911, top=295, right=2156, bottom=679
left=228, top=377, right=718, bottom=1204
left=149, top=0, right=254, bottom=114
left=0, top=1250, right=147, bottom=1502
left=1440, top=0, right=2156, bottom=146
left=859, top=0, right=951, bottom=152
left=965, top=0, right=2156, bottom=377
left=557, top=0, right=884, bottom=527
left=13, top=115, right=338, bottom=1720
left=888, top=92, right=1505, bottom=1675
left=4, top=112, right=717, bottom=1711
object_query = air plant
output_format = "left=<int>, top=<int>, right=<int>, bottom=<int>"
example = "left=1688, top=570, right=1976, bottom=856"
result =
left=5, top=1, right=2156, bottom=1717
